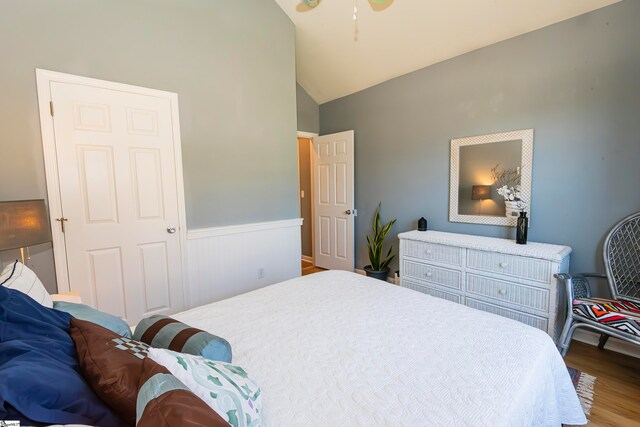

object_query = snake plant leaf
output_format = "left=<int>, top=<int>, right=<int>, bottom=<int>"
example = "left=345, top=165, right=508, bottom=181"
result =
left=366, top=203, right=396, bottom=272
left=373, top=203, right=382, bottom=235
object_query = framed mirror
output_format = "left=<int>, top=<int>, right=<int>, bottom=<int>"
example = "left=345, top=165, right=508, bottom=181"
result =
left=449, top=129, right=533, bottom=227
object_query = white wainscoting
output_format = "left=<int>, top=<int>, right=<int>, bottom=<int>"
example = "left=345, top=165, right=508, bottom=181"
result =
left=186, top=219, right=302, bottom=308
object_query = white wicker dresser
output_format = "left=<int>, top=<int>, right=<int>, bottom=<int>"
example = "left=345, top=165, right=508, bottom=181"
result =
left=398, top=230, right=572, bottom=343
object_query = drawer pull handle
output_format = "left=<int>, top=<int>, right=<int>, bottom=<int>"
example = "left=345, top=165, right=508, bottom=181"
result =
left=426, top=272, right=433, bottom=278
left=498, top=289, right=507, bottom=296
left=426, top=250, right=432, bottom=255
left=499, top=262, right=508, bottom=268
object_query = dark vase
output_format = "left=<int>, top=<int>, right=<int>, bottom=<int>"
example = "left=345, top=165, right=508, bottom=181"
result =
left=364, top=266, right=390, bottom=281
left=516, top=211, right=528, bottom=244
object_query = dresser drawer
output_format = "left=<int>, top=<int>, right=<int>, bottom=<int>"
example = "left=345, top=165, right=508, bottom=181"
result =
left=466, top=250, right=551, bottom=283
left=402, top=280, right=462, bottom=304
left=403, top=260, right=462, bottom=290
left=466, top=274, right=550, bottom=312
left=403, top=240, right=462, bottom=266
left=465, top=298, right=548, bottom=331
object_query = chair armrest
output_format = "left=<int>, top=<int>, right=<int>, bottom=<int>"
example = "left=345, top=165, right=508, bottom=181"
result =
left=555, top=272, right=607, bottom=280
left=554, top=273, right=606, bottom=317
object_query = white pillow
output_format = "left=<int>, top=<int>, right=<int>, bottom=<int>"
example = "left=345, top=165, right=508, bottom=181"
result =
left=148, top=348, right=263, bottom=426
left=0, top=261, right=53, bottom=308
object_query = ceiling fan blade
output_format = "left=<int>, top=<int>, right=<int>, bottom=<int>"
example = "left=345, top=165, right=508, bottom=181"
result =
left=368, top=0, right=394, bottom=12
left=296, top=0, right=321, bottom=13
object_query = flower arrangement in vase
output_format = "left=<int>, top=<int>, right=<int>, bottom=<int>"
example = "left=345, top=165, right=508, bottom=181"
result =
left=491, top=164, right=526, bottom=217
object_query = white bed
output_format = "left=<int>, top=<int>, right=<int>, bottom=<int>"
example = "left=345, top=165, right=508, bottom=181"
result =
left=175, top=270, right=587, bottom=426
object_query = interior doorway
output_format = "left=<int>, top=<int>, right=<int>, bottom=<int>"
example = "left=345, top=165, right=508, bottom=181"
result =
left=297, top=132, right=316, bottom=272
left=296, top=130, right=355, bottom=274
left=312, top=131, right=355, bottom=271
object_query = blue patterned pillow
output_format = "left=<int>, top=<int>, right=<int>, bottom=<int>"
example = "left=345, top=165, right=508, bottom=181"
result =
left=0, top=285, right=125, bottom=426
left=54, top=301, right=132, bottom=338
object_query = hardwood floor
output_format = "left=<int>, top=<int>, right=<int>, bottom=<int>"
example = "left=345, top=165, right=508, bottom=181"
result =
left=565, top=341, right=640, bottom=426
left=301, top=260, right=325, bottom=276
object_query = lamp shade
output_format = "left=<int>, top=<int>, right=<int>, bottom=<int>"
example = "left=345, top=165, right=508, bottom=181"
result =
left=0, top=199, right=51, bottom=251
left=471, top=185, right=491, bottom=200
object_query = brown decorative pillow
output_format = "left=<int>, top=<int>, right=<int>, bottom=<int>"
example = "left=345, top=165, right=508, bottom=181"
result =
left=70, top=318, right=226, bottom=426
left=136, top=357, right=227, bottom=427
left=70, top=318, right=151, bottom=425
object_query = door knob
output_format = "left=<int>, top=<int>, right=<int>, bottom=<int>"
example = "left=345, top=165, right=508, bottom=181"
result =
left=167, top=226, right=177, bottom=234
left=345, top=210, right=352, bottom=215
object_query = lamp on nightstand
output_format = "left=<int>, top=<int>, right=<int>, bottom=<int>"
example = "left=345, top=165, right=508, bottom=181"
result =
left=0, top=199, right=52, bottom=264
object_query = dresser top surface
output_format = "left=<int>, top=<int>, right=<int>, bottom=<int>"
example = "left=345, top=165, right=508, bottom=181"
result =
left=398, top=230, right=572, bottom=262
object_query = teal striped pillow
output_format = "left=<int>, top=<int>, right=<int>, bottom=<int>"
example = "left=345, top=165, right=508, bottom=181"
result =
left=133, top=315, right=232, bottom=363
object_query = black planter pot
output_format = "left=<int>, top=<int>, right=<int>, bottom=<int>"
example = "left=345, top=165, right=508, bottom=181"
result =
left=364, top=266, right=389, bottom=281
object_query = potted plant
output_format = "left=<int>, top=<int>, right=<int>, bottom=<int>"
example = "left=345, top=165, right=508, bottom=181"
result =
left=364, top=203, right=397, bottom=281
left=490, top=164, right=526, bottom=217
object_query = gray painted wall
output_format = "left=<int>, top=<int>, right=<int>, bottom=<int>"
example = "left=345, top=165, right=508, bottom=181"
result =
left=320, top=0, right=640, bottom=295
left=0, top=0, right=297, bottom=291
left=297, top=83, right=320, bottom=133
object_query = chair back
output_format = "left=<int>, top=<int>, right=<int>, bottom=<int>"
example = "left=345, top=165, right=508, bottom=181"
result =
left=603, top=211, right=640, bottom=303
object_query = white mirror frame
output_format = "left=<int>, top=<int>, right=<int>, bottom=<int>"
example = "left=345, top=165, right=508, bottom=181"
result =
left=449, top=129, right=534, bottom=227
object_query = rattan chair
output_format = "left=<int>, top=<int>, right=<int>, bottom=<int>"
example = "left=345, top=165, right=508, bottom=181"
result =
left=555, top=211, right=640, bottom=356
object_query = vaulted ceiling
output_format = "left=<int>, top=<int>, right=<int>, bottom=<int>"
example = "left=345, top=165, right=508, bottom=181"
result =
left=273, top=0, right=621, bottom=104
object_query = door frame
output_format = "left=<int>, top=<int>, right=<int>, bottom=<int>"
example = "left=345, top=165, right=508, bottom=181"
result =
left=297, top=131, right=317, bottom=265
left=35, top=69, right=189, bottom=300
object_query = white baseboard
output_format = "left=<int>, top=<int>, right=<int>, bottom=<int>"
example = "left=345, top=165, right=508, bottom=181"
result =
left=301, top=255, right=314, bottom=264
left=186, top=219, right=302, bottom=308
left=572, top=329, right=640, bottom=359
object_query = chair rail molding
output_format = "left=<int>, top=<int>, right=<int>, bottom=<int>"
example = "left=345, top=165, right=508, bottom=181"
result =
left=187, top=218, right=303, bottom=240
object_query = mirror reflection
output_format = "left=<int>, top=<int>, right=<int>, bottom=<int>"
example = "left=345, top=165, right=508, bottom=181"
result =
left=457, top=140, right=522, bottom=217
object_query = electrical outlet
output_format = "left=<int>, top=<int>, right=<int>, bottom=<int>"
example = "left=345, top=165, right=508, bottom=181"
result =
left=257, top=267, right=265, bottom=279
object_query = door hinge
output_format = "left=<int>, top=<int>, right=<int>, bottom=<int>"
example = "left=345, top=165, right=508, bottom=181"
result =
left=49, top=101, right=54, bottom=116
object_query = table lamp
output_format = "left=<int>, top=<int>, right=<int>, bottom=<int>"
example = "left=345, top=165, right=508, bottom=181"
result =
left=0, top=199, right=52, bottom=264
left=472, top=185, right=491, bottom=215
left=472, top=185, right=491, bottom=200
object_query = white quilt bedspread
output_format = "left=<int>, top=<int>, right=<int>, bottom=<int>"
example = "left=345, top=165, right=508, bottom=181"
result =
left=175, top=270, right=586, bottom=426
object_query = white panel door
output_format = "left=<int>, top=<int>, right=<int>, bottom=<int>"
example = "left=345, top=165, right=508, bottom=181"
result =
left=313, top=131, right=354, bottom=270
left=50, top=82, right=184, bottom=324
